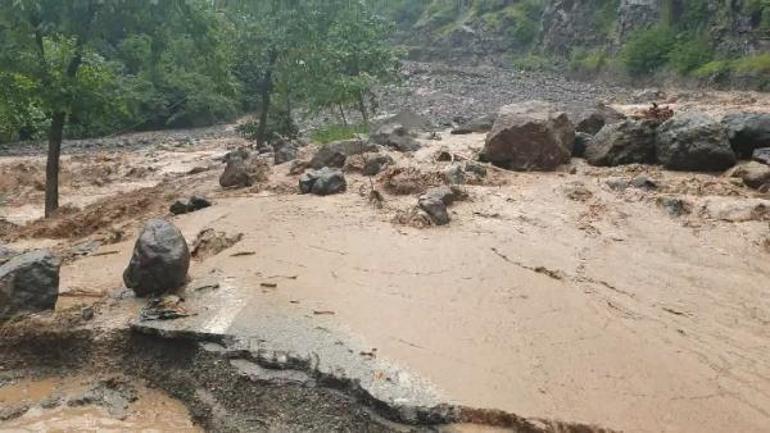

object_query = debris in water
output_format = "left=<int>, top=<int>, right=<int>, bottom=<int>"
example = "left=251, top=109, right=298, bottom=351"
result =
left=313, top=310, right=335, bottom=315
left=230, top=251, right=256, bottom=257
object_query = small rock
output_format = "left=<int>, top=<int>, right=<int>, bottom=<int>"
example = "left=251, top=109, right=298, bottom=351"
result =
left=0, top=249, right=60, bottom=321
left=289, top=160, right=309, bottom=175
left=699, top=198, right=769, bottom=222
left=362, top=154, right=394, bottom=176
left=220, top=153, right=271, bottom=188
left=169, top=199, right=191, bottom=215
left=451, top=113, right=496, bottom=134
left=657, top=197, right=692, bottom=217
left=418, top=196, right=450, bottom=225
left=563, top=181, right=593, bottom=201
left=629, top=175, right=657, bottom=190
left=188, top=195, right=212, bottom=211
left=727, top=161, right=770, bottom=189
left=443, top=164, right=466, bottom=185
left=273, top=141, right=298, bottom=165
left=123, top=219, right=190, bottom=297
left=464, top=161, right=488, bottom=178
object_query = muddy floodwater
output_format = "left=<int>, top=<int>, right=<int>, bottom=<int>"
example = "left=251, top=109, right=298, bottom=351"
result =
left=0, top=376, right=201, bottom=433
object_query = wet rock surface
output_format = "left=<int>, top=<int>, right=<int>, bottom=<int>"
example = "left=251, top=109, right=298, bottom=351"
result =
left=727, top=161, right=770, bottom=189
left=585, top=119, right=656, bottom=166
left=370, top=124, right=422, bottom=152
left=484, top=101, right=575, bottom=170
left=722, top=112, right=770, bottom=158
left=170, top=195, right=212, bottom=215
left=568, top=103, right=626, bottom=135
left=0, top=249, right=60, bottom=321
left=656, top=113, right=736, bottom=171
left=123, top=219, right=190, bottom=297
left=299, top=168, right=347, bottom=196
left=219, top=152, right=270, bottom=188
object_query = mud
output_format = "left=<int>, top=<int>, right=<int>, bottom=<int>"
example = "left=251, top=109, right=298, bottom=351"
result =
left=1, top=64, right=769, bottom=433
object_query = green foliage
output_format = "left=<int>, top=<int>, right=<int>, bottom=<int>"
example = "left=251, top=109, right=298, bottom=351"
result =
left=620, top=25, right=676, bottom=76
left=569, top=48, right=608, bottom=74
left=666, top=33, right=713, bottom=75
left=236, top=110, right=299, bottom=143
left=733, top=53, right=770, bottom=74
left=511, top=53, right=558, bottom=72
left=311, top=122, right=368, bottom=144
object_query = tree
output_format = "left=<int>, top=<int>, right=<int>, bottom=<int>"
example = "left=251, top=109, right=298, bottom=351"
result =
left=0, top=0, right=229, bottom=217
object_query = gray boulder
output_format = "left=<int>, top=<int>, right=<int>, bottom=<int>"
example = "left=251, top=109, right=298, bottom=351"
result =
left=309, top=147, right=346, bottom=169
left=417, top=186, right=458, bottom=226
left=569, top=103, right=626, bottom=135
left=299, top=168, right=347, bottom=196
left=169, top=199, right=191, bottom=215
left=0, top=250, right=60, bottom=320
left=721, top=113, right=770, bottom=158
left=443, top=164, right=466, bottom=185
left=370, top=124, right=421, bottom=152
left=273, top=141, right=298, bottom=165
left=371, top=110, right=433, bottom=132
left=585, top=119, right=656, bottom=166
left=656, top=113, right=736, bottom=171
left=362, top=154, right=394, bottom=176
left=484, top=101, right=575, bottom=171
left=451, top=114, right=496, bottom=135
left=123, top=219, right=190, bottom=297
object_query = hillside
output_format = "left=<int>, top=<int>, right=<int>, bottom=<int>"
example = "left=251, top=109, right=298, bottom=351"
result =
left=378, top=0, right=770, bottom=88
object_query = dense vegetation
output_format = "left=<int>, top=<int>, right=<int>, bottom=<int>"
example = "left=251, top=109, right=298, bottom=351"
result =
left=0, top=0, right=399, bottom=216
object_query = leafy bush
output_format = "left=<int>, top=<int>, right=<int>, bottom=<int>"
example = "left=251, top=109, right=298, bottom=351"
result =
left=733, top=53, right=770, bottom=75
left=667, top=34, right=713, bottom=75
left=620, top=25, right=676, bottom=76
left=692, top=59, right=732, bottom=80
left=569, top=48, right=608, bottom=74
left=311, top=123, right=368, bottom=144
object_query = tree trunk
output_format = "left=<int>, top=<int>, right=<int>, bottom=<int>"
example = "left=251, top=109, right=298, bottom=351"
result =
left=45, top=112, right=65, bottom=217
left=338, top=104, right=348, bottom=126
left=357, top=91, right=369, bottom=126
left=257, top=50, right=278, bottom=145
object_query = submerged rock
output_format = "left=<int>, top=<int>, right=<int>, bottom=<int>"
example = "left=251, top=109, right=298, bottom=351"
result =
left=484, top=101, right=574, bottom=171
left=123, top=219, right=190, bottom=297
left=362, top=154, right=394, bottom=176
left=727, top=161, right=770, bottom=189
left=0, top=249, right=60, bottom=321
left=451, top=114, right=496, bottom=134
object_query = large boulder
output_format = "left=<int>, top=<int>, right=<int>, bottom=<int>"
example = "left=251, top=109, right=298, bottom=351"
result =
left=299, top=167, right=347, bottom=196
left=362, top=154, right=394, bottom=176
left=569, top=103, right=627, bottom=135
left=219, top=152, right=270, bottom=188
left=370, top=124, right=421, bottom=152
left=0, top=250, right=60, bottom=320
left=484, top=101, right=575, bottom=171
left=123, top=219, right=190, bottom=297
left=656, top=113, right=736, bottom=171
left=585, top=119, right=656, bottom=166
left=721, top=113, right=770, bottom=158
left=371, top=110, right=433, bottom=133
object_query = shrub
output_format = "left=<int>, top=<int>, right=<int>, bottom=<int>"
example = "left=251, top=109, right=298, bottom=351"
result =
left=569, top=48, right=608, bottom=74
left=237, top=110, right=298, bottom=144
left=692, top=60, right=732, bottom=80
left=620, top=25, right=676, bottom=76
left=311, top=123, right=368, bottom=144
left=733, top=53, right=770, bottom=75
left=667, top=34, right=713, bottom=75
left=511, top=54, right=558, bottom=72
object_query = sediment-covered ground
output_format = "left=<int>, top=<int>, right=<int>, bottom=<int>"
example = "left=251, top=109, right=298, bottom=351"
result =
left=1, top=62, right=769, bottom=433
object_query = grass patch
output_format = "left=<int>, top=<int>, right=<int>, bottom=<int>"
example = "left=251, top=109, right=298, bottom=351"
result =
left=620, top=25, right=676, bottom=76
left=511, top=54, right=558, bottom=72
left=311, top=123, right=368, bottom=144
left=569, top=48, right=609, bottom=74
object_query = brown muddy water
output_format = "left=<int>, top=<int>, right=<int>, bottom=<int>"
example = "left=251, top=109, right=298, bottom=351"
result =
left=0, top=376, right=201, bottom=432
